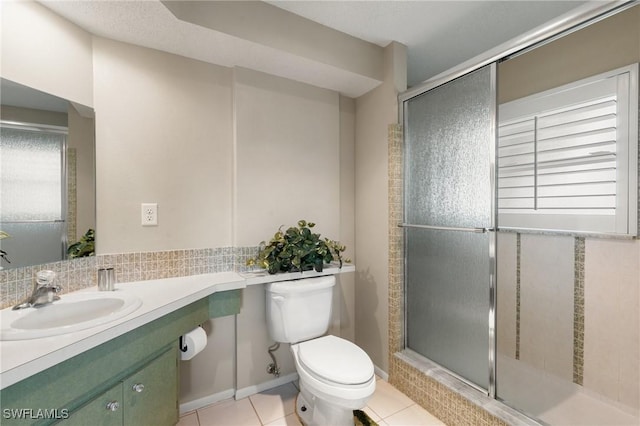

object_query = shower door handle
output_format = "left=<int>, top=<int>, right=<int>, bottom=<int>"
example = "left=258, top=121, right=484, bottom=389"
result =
left=399, top=223, right=494, bottom=233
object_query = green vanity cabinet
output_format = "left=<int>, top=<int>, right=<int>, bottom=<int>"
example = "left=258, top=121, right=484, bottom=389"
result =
left=208, top=289, right=242, bottom=318
left=64, top=383, right=123, bottom=426
left=0, top=288, right=242, bottom=426
left=122, top=347, right=177, bottom=425
left=66, top=347, right=177, bottom=426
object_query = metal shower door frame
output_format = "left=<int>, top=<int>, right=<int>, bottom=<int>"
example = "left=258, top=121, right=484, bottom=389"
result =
left=399, top=63, right=498, bottom=398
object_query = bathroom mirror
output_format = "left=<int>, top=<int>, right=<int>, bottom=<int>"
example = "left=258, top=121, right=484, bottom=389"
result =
left=0, top=78, right=96, bottom=269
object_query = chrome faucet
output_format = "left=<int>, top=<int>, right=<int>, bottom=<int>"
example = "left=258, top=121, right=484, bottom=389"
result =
left=12, top=270, right=62, bottom=310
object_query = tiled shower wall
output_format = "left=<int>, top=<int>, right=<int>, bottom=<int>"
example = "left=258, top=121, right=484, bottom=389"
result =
left=388, top=120, right=640, bottom=423
left=497, top=233, right=639, bottom=412
left=0, top=246, right=259, bottom=310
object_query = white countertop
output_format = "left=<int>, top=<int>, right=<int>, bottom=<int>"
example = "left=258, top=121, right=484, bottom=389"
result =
left=240, top=264, right=355, bottom=285
left=0, top=265, right=354, bottom=390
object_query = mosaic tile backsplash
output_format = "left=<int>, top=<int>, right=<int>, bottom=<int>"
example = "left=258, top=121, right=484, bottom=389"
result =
left=0, top=246, right=259, bottom=309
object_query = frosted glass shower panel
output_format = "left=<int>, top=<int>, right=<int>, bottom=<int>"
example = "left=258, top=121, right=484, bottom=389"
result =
left=403, top=64, right=495, bottom=392
left=0, top=222, right=66, bottom=268
left=1, top=125, right=66, bottom=268
left=406, top=227, right=491, bottom=389
left=405, top=66, right=494, bottom=229
left=1, top=126, right=64, bottom=221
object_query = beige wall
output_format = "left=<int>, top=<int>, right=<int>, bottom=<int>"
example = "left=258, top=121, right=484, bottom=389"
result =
left=3, top=0, right=358, bottom=409
left=519, top=234, right=574, bottom=381
left=233, top=67, right=340, bottom=246
left=92, top=37, right=234, bottom=254
left=180, top=315, right=236, bottom=403
left=0, top=106, right=67, bottom=127
left=0, top=1, right=93, bottom=107
left=354, top=42, right=407, bottom=373
left=162, top=1, right=383, bottom=83
left=584, top=239, right=639, bottom=410
left=67, top=106, right=96, bottom=241
left=233, top=67, right=350, bottom=392
left=90, top=41, right=354, bottom=403
left=499, top=5, right=640, bottom=103
left=338, top=96, right=356, bottom=341
left=496, top=235, right=640, bottom=414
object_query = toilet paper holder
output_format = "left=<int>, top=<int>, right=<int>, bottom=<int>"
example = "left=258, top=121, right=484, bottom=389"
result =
left=180, top=324, right=203, bottom=353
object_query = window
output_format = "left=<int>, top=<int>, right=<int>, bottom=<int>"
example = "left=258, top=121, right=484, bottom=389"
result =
left=498, top=64, right=638, bottom=236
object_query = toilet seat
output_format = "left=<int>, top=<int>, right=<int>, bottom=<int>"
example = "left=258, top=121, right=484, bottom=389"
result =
left=297, top=335, right=374, bottom=385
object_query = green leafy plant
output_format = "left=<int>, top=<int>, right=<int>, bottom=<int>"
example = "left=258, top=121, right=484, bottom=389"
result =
left=67, top=228, right=95, bottom=259
left=246, top=220, right=350, bottom=274
left=0, top=230, right=11, bottom=265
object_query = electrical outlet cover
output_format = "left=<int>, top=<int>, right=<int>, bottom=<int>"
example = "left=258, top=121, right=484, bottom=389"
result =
left=141, top=203, right=158, bottom=226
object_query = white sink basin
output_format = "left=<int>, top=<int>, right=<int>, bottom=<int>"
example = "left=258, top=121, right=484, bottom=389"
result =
left=0, top=291, right=142, bottom=341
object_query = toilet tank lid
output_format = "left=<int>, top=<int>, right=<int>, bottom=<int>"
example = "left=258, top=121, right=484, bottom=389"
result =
left=266, top=275, right=335, bottom=294
left=298, top=335, right=374, bottom=385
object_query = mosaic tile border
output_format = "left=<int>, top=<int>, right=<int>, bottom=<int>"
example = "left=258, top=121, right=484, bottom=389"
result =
left=388, top=124, right=404, bottom=356
left=66, top=147, right=77, bottom=244
left=515, top=233, right=521, bottom=360
left=0, top=246, right=260, bottom=309
left=390, top=352, right=540, bottom=426
left=573, top=237, right=586, bottom=385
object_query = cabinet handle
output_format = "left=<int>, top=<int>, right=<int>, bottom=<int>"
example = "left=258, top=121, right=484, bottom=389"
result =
left=132, top=383, right=145, bottom=393
left=106, top=401, right=120, bottom=412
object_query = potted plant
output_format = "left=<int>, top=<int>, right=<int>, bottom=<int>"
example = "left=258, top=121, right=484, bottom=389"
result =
left=246, top=220, right=350, bottom=274
left=67, top=229, right=95, bottom=259
left=0, top=230, right=11, bottom=267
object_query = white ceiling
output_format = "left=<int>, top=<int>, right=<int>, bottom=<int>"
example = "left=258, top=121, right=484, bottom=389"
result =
left=41, top=1, right=589, bottom=95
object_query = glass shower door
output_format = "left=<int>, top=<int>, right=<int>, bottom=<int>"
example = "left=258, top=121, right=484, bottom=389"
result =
left=403, top=64, right=496, bottom=392
left=0, top=124, right=67, bottom=268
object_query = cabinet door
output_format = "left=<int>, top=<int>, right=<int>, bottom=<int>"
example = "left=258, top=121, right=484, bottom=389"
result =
left=123, top=348, right=178, bottom=426
left=65, top=385, right=123, bottom=426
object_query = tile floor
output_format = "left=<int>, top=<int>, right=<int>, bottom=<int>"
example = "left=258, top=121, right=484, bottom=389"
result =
left=177, top=377, right=444, bottom=426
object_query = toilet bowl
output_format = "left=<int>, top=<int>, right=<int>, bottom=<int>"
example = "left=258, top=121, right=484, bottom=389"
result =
left=265, top=276, right=376, bottom=425
left=293, top=335, right=375, bottom=403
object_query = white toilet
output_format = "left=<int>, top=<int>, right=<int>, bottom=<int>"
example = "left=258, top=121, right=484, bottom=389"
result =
left=266, top=275, right=376, bottom=426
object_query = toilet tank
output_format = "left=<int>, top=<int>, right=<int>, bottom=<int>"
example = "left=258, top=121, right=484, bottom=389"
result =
left=266, top=275, right=335, bottom=344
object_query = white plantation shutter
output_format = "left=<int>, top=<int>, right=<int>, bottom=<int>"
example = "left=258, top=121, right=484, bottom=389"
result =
left=498, top=64, right=638, bottom=235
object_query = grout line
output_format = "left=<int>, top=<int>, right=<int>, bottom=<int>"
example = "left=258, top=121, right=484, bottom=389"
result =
left=381, top=402, right=416, bottom=421
left=366, top=404, right=383, bottom=421
left=184, top=381, right=439, bottom=426
left=246, top=394, right=264, bottom=425
left=246, top=396, right=264, bottom=426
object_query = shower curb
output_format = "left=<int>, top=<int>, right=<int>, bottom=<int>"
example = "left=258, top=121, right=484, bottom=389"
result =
left=392, top=351, right=544, bottom=426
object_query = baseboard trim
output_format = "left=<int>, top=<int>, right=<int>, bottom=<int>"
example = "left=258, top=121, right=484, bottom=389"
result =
left=235, top=372, right=299, bottom=400
left=179, top=388, right=235, bottom=415
left=374, top=365, right=389, bottom=381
